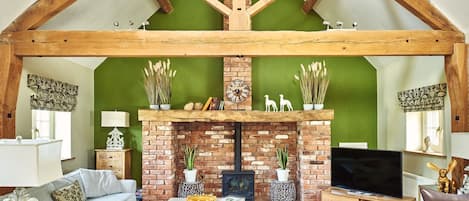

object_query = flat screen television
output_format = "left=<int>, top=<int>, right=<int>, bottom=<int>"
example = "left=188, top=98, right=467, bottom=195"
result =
left=331, top=147, right=403, bottom=198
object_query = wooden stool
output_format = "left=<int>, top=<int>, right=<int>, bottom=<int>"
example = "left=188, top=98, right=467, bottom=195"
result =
left=178, top=181, right=204, bottom=197
left=270, top=180, right=296, bottom=201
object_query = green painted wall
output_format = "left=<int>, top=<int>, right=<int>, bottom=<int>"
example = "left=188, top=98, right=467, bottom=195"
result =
left=94, top=0, right=377, bottom=187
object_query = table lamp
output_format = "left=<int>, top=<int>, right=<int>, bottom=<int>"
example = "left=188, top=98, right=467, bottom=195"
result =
left=101, top=111, right=129, bottom=149
left=0, top=137, right=63, bottom=201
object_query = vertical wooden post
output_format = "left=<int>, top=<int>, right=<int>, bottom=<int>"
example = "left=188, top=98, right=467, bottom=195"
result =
left=0, top=42, right=23, bottom=139
left=444, top=43, right=467, bottom=132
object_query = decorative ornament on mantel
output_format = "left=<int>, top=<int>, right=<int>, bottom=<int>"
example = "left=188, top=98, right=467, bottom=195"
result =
left=279, top=94, right=293, bottom=112
left=264, top=95, right=278, bottom=112
left=143, top=59, right=176, bottom=110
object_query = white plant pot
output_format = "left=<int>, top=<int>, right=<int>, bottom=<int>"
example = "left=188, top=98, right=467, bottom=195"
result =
left=303, top=104, right=314, bottom=111
left=313, top=104, right=324, bottom=110
left=149, top=104, right=159, bottom=110
left=160, top=104, right=171, bottom=110
left=184, top=169, right=197, bottom=183
left=276, top=168, right=290, bottom=182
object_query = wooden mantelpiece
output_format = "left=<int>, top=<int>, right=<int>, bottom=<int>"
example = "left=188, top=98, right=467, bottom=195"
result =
left=138, top=109, right=334, bottom=122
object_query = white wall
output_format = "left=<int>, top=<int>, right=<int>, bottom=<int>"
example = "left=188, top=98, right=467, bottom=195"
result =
left=377, top=56, right=451, bottom=179
left=16, top=58, right=94, bottom=173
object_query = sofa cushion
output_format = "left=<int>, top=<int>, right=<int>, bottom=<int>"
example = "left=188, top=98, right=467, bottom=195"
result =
left=88, top=193, right=136, bottom=201
left=51, top=180, right=86, bottom=201
left=79, top=169, right=123, bottom=198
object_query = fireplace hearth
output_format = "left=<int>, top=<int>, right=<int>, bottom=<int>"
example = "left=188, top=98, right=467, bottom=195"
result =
left=222, top=122, right=255, bottom=201
left=222, top=170, right=255, bottom=200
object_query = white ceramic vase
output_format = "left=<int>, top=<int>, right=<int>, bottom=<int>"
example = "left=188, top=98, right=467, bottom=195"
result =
left=303, top=104, right=314, bottom=111
left=149, top=104, right=159, bottom=110
left=160, top=104, right=171, bottom=110
left=313, top=104, right=324, bottom=110
left=184, top=169, right=197, bottom=183
left=276, top=168, right=290, bottom=182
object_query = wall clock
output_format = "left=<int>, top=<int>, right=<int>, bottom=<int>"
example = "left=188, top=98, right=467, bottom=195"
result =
left=226, top=79, right=250, bottom=103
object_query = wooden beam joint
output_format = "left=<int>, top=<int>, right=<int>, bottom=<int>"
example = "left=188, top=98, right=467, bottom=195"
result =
left=302, top=0, right=318, bottom=14
left=444, top=43, right=468, bottom=132
left=2, top=0, right=76, bottom=33
left=395, top=0, right=461, bottom=33
left=156, top=0, right=174, bottom=14
left=247, top=0, right=275, bottom=17
left=0, top=43, right=22, bottom=138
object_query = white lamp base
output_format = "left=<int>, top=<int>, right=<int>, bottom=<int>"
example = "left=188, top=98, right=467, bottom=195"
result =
left=2, top=188, right=38, bottom=201
left=106, top=127, right=124, bottom=150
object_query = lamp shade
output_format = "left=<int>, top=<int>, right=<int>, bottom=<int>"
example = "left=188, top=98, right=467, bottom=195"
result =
left=0, top=139, right=63, bottom=187
left=101, top=111, right=129, bottom=127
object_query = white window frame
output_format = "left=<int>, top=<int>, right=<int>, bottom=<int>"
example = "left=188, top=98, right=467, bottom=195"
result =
left=32, top=110, right=72, bottom=160
left=405, top=110, right=445, bottom=155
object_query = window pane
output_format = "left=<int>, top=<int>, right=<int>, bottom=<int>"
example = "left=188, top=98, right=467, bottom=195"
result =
left=425, top=111, right=441, bottom=145
left=32, top=110, right=51, bottom=139
left=55, top=111, right=72, bottom=160
left=406, top=112, right=422, bottom=151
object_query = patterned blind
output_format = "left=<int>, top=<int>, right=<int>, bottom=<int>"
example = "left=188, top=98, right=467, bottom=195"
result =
left=27, top=74, right=79, bottom=112
left=397, top=83, right=446, bottom=112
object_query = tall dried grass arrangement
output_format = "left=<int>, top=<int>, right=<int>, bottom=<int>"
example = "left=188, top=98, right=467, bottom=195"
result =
left=294, top=64, right=314, bottom=104
left=312, top=61, right=329, bottom=104
left=143, top=59, right=176, bottom=105
left=295, top=61, right=330, bottom=105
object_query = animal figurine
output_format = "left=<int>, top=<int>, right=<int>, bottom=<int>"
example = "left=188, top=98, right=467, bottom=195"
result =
left=279, top=94, right=293, bottom=112
left=264, top=95, right=278, bottom=112
left=427, top=159, right=458, bottom=193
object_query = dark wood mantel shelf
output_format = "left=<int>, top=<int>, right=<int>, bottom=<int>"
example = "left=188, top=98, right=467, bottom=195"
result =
left=138, top=109, right=334, bottom=122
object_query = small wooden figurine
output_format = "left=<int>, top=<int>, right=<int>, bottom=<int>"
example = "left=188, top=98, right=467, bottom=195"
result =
left=427, top=159, right=458, bottom=193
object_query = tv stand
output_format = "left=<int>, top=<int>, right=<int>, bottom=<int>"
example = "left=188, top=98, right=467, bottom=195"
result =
left=321, top=187, right=415, bottom=201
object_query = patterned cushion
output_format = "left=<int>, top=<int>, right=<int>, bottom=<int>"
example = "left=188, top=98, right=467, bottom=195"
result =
left=51, top=180, right=86, bottom=201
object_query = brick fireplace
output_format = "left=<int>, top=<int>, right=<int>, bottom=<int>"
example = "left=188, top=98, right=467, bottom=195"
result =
left=139, top=110, right=333, bottom=201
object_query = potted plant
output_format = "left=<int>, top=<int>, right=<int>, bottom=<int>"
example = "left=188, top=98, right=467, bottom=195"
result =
left=276, top=146, right=289, bottom=182
left=312, top=61, right=329, bottom=110
left=183, top=145, right=197, bottom=183
left=143, top=59, right=176, bottom=110
left=294, top=64, right=314, bottom=110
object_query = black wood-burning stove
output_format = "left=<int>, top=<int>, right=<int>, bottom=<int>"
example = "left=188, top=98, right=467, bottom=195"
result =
left=222, top=122, right=255, bottom=201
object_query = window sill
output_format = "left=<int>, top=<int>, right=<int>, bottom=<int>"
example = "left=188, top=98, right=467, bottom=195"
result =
left=61, top=157, right=76, bottom=162
left=404, top=150, right=446, bottom=158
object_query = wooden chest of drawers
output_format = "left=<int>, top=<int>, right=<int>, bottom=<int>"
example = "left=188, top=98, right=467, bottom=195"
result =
left=95, top=149, right=131, bottom=179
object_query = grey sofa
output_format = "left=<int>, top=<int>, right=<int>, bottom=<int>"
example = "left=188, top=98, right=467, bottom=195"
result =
left=0, top=169, right=136, bottom=201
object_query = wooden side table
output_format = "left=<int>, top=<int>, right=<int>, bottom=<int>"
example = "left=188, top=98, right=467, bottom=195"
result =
left=95, top=149, right=131, bottom=179
left=270, top=180, right=296, bottom=201
left=178, top=181, right=204, bottom=197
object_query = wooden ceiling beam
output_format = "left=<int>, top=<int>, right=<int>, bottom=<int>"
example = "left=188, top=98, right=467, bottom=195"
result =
left=205, top=0, right=232, bottom=16
left=9, top=30, right=463, bottom=57
left=0, top=43, right=23, bottom=138
left=156, top=0, right=173, bottom=14
left=302, top=0, right=317, bottom=14
left=2, top=0, right=76, bottom=33
left=444, top=43, right=467, bottom=132
left=395, top=0, right=461, bottom=32
left=247, top=0, right=275, bottom=17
